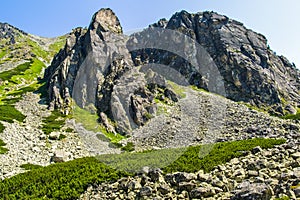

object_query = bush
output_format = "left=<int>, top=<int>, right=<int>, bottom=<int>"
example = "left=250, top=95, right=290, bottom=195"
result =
left=20, top=164, right=43, bottom=170
left=0, top=105, right=26, bottom=123
left=163, top=138, right=286, bottom=173
left=0, top=138, right=8, bottom=154
left=0, top=157, right=130, bottom=199
left=121, top=142, right=135, bottom=152
left=98, top=138, right=285, bottom=174
left=41, top=110, right=68, bottom=135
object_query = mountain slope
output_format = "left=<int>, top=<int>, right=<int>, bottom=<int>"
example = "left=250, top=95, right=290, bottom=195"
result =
left=0, top=8, right=299, bottom=200
left=137, top=10, right=300, bottom=116
left=45, top=8, right=300, bottom=137
left=0, top=22, right=66, bottom=72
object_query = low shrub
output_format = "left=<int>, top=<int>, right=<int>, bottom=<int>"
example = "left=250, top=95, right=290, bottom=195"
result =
left=0, top=105, right=26, bottom=123
left=41, top=110, right=68, bottom=135
left=163, top=138, right=286, bottom=173
left=0, top=157, right=130, bottom=199
left=20, top=164, right=43, bottom=170
left=121, top=142, right=135, bottom=152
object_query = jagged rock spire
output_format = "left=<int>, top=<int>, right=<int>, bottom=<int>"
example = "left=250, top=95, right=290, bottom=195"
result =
left=89, top=8, right=123, bottom=34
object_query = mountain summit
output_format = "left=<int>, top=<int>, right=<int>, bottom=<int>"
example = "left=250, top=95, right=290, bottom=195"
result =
left=46, top=9, right=300, bottom=133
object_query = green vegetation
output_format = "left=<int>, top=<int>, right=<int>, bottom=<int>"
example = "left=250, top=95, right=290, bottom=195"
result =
left=98, top=147, right=185, bottom=173
left=0, top=122, right=4, bottom=132
left=0, top=138, right=8, bottom=154
left=281, top=108, right=300, bottom=120
left=121, top=142, right=135, bottom=152
left=72, top=104, right=125, bottom=143
left=20, top=163, right=43, bottom=170
left=64, top=127, right=74, bottom=133
left=49, top=36, right=67, bottom=53
left=0, top=59, right=45, bottom=103
left=0, top=157, right=130, bottom=199
left=190, top=85, right=209, bottom=93
left=0, top=61, right=31, bottom=82
left=167, top=80, right=187, bottom=98
left=41, top=110, right=68, bottom=135
left=163, top=138, right=285, bottom=173
left=98, top=138, right=285, bottom=173
left=0, top=138, right=285, bottom=197
left=0, top=105, right=26, bottom=123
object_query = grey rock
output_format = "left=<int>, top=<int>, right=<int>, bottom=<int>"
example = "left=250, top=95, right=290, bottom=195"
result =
left=190, top=186, right=214, bottom=198
left=231, top=181, right=272, bottom=200
left=139, top=186, right=152, bottom=197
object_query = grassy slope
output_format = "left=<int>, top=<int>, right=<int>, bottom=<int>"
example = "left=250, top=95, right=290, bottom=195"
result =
left=0, top=138, right=285, bottom=199
left=0, top=35, right=66, bottom=154
left=72, top=104, right=125, bottom=143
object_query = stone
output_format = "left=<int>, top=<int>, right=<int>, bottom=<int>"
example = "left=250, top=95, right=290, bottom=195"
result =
left=197, top=173, right=211, bottom=182
left=291, top=152, right=300, bottom=159
left=173, top=172, right=196, bottom=183
left=248, top=170, right=259, bottom=177
left=148, top=168, right=163, bottom=183
left=231, top=182, right=272, bottom=200
left=178, top=182, right=196, bottom=192
left=252, top=146, right=263, bottom=154
left=51, top=150, right=67, bottom=163
left=190, top=186, right=214, bottom=198
left=139, top=186, right=152, bottom=197
left=49, top=132, right=60, bottom=140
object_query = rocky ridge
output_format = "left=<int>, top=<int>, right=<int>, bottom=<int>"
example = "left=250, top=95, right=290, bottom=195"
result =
left=132, top=10, right=300, bottom=116
left=0, top=22, right=65, bottom=72
left=45, top=8, right=300, bottom=141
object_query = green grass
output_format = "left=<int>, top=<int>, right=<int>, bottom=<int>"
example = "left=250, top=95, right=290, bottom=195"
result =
left=0, top=157, right=130, bottom=200
left=167, top=80, right=187, bottom=98
left=0, top=49, right=8, bottom=59
left=121, top=142, right=135, bottom=152
left=0, top=105, right=26, bottom=123
left=0, top=137, right=8, bottom=154
left=281, top=108, right=300, bottom=120
left=41, top=110, right=68, bottom=135
left=0, top=59, right=45, bottom=103
left=20, top=163, right=43, bottom=170
left=72, top=105, right=125, bottom=143
left=49, top=36, right=66, bottom=53
left=0, top=61, right=31, bottom=81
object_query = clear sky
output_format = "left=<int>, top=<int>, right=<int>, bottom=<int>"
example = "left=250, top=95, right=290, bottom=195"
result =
left=0, top=0, right=299, bottom=67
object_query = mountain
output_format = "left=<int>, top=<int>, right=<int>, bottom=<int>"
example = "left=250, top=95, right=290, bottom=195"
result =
left=45, top=8, right=300, bottom=137
left=0, top=8, right=300, bottom=200
left=0, top=22, right=66, bottom=72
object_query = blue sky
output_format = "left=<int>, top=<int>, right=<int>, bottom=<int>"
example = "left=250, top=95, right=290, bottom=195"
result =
left=0, top=0, right=299, bottom=67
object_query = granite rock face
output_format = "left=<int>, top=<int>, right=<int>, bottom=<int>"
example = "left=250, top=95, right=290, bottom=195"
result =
left=45, top=8, right=300, bottom=135
left=134, top=10, right=300, bottom=115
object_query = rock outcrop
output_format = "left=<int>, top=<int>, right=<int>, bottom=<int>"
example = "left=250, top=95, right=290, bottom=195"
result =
left=45, top=8, right=300, bottom=136
left=132, top=10, right=300, bottom=116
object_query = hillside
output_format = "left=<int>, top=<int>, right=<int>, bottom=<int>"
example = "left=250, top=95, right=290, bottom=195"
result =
left=0, top=8, right=299, bottom=200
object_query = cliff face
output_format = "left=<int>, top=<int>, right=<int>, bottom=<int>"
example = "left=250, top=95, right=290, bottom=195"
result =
left=45, top=8, right=300, bottom=135
left=137, top=10, right=300, bottom=115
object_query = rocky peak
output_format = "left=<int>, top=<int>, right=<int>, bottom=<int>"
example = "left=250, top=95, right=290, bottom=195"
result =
left=133, top=10, right=300, bottom=115
left=45, top=8, right=300, bottom=136
left=0, top=22, right=27, bottom=44
left=89, top=8, right=123, bottom=34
